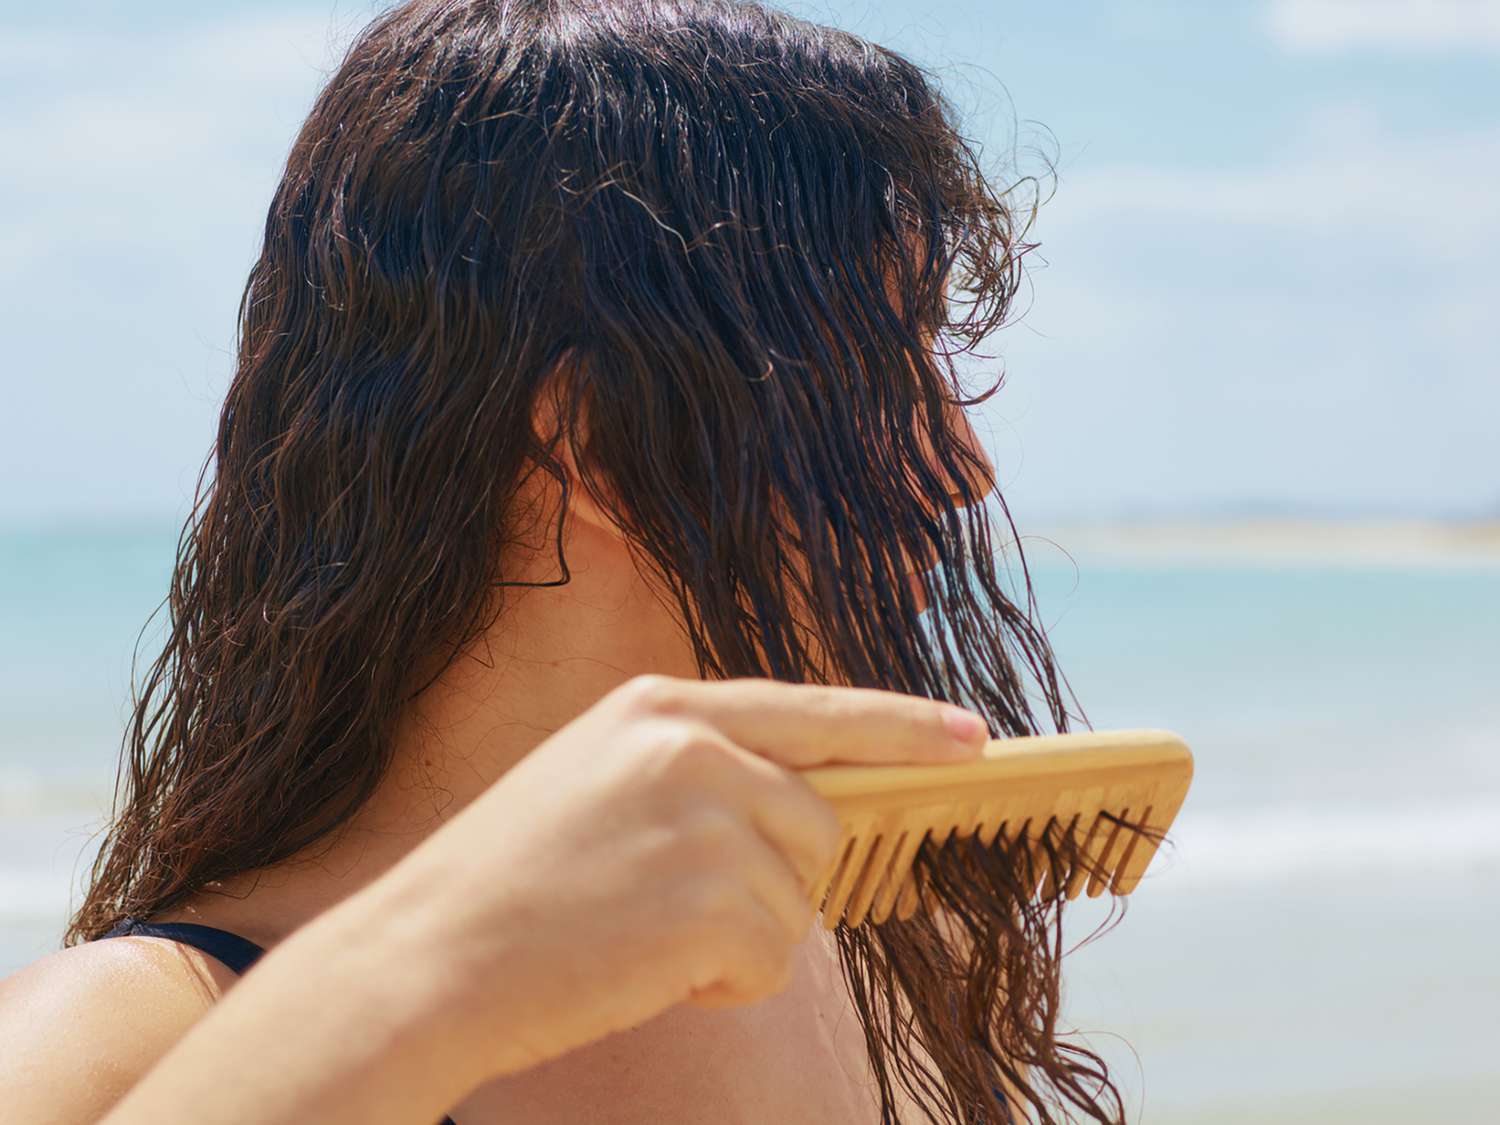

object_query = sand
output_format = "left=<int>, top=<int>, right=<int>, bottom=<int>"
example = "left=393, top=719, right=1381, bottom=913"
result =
left=1022, top=518, right=1500, bottom=570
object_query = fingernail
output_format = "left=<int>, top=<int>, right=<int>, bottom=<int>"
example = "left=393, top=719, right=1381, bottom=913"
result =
left=940, top=705, right=988, bottom=746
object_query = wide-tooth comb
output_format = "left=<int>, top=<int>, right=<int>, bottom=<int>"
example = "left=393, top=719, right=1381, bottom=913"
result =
left=801, top=730, right=1193, bottom=929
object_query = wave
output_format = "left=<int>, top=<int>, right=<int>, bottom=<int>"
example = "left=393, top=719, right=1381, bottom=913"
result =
left=5, top=789, right=1498, bottom=924
left=0, top=867, right=79, bottom=921
left=0, top=768, right=113, bottom=820
left=1146, top=798, right=1500, bottom=889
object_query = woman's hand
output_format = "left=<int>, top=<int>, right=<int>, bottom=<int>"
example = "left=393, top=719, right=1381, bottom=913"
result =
left=387, top=674, right=989, bottom=1079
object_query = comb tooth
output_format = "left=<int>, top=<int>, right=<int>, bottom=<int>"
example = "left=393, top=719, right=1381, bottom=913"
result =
left=900, top=822, right=960, bottom=924
left=869, top=823, right=931, bottom=924
left=1056, top=785, right=1106, bottom=899
left=1028, top=821, right=1054, bottom=898
left=954, top=802, right=984, bottom=840
left=1053, top=788, right=1094, bottom=872
left=1029, top=818, right=1060, bottom=898
left=1114, top=775, right=1191, bottom=894
left=977, top=812, right=1007, bottom=848
left=809, top=834, right=854, bottom=912
left=1015, top=819, right=1040, bottom=897
left=1103, top=782, right=1163, bottom=894
left=967, top=805, right=993, bottom=846
left=996, top=821, right=1032, bottom=892
left=978, top=797, right=1025, bottom=847
left=1061, top=809, right=1090, bottom=886
left=844, top=826, right=904, bottom=928
left=1028, top=785, right=1066, bottom=826
left=980, top=797, right=1015, bottom=840
left=1065, top=812, right=1107, bottom=900
left=990, top=819, right=1012, bottom=858
left=894, top=834, right=942, bottom=918
left=893, top=830, right=946, bottom=922
left=1106, top=805, right=1154, bottom=895
left=893, top=870, right=923, bottom=920
left=1051, top=785, right=1087, bottom=825
left=1086, top=812, right=1130, bottom=898
left=1038, top=814, right=1079, bottom=900
left=1046, top=802, right=1070, bottom=835
left=819, top=827, right=873, bottom=929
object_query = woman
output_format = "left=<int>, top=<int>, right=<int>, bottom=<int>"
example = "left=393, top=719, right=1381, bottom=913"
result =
left=0, top=0, right=1127, bottom=1121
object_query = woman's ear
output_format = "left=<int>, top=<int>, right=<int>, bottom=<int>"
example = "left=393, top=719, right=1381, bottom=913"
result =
left=908, top=392, right=998, bottom=510
left=551, top=432, right=616, bottom=535
left=943, top=398, right=998, bottom=505
left=528, top=366, right=617, bottom=535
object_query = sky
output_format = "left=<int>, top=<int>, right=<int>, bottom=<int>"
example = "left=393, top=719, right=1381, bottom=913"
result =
left=1, top=0, right=1496, bottom=524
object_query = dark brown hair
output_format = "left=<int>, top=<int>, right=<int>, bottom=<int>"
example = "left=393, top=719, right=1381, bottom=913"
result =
left=72, top=1, right=1133, bottom=1120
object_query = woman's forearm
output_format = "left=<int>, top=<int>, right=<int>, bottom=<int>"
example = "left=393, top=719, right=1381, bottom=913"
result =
left=100, top=871, right=492, bottom=1125
left=94, top=678, right=986, bottom=1123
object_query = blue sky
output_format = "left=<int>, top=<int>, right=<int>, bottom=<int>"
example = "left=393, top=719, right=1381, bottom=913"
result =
left=2, top=0, right=1496, bottom=522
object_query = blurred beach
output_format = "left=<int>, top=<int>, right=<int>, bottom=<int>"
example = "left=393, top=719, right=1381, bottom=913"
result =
left=2, top=517, right=1497, bottom=1122
left=1020, top=521, right=1500, bottom=1124
left=3, top=0, right=1497, bottom=1118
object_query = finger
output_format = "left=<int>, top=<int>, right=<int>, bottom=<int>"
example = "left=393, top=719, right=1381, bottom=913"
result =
left=687, top=982, right=749, bottom=1010
left=706, top=744, right=843, bottom=896
left=634, top=677, right=990, bottom=768
left=685, top=893, right=802, bottom=1011
left=734, top=801, right=822, bottom=940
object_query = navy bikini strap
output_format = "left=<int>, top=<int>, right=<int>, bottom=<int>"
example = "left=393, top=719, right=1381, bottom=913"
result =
left=102, top=919, right=265, bottom=976
left=99, top=919, right=460, bottom=1124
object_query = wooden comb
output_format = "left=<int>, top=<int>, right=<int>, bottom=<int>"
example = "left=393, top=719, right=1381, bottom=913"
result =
left=801, top=729, right=1193, bottom=929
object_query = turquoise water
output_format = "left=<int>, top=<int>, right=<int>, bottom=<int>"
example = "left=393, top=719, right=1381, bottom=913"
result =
left=2, top=521, right=1497, bottom=1120
left=1021, top=548, right=1500, bottom=1123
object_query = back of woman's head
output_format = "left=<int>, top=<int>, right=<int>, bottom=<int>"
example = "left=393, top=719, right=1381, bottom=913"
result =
left=74, top=2, right=1126, bottom=1120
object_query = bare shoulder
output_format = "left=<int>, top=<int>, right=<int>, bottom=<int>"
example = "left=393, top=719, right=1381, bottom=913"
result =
left=0, top=937, right=239, bottom=1123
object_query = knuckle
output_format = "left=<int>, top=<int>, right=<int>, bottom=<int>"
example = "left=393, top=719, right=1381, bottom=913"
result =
left=650, top=721, right=725, bottom=777
left=684, top=874, right=746, bottom=928
left=767, top=953, right=795, bottom=994
left=806, top=803, right=844, bottom=865
left=884, top=695, right=949, bottom=745
left=748, top=929, right=796, bottom=994
left=775, top=892, right=817, bottom=946
left=679, top=887, right=799, bottom=1000
left=840, top=687, right=942, bottom=739
left=686, top=807, right=742, bottom=858
left=614, top=674, right=684, bottom=718
left=794, top=899, right=818, bottom=939
left=807, top=685, right=856, bottom=724
left=921, top=700, right=953, bottom=737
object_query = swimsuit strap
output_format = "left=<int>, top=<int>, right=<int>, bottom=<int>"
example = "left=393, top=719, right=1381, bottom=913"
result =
left=98, top=918, right=458, bottom=1125
left=101, top=918, right=265, bottom=976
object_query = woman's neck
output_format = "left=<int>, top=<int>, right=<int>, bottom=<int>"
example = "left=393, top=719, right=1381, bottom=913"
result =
left=152, top=506, right=894, bottom=1120
left=159, top=509, right=700, bottom=946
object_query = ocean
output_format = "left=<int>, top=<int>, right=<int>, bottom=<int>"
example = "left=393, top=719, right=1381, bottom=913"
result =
left=2, top=520, right=1497, bottom=1121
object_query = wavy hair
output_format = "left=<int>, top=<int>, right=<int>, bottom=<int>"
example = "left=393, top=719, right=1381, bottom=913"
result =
left=71, top=1, right=1132, bottom=1120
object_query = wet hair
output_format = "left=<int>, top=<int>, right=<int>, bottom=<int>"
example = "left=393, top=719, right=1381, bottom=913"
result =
left=71, top=1, right=1134, bottom=1120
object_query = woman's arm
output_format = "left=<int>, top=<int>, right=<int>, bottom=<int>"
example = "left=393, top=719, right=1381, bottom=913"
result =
left=3, top=676, right=988, bottom=1124
left=98, top=871, right=494, bottom=1125
left=0, top=841, right=508, bottom=1125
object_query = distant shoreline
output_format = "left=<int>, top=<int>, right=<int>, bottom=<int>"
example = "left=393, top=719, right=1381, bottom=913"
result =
left=1020, top=518, right=1500, bottom=569
left=5, top=514, right=1500, bottom=570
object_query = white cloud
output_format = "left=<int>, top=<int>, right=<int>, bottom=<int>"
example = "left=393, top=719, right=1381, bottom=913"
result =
left=0, top=12, right=353, bottom=267
left=1267, top=0, right=1500, bottom=52
left=984, top=109, right=1500, bottom=519
left=1050, top=115, right=1500, bottom=263
left=2, top=9, right=1496, bottom=521
left=0, top=10, right=358, bottom=520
